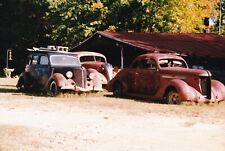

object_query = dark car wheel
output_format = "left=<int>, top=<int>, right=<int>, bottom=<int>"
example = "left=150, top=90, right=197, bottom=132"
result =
left=16, top=76, right=29, bottom=91
left=49, top=80, right=59, bottom=96
left=165, top=89, right=181, bottom=104
left=113, top=82, right=123, bottom=98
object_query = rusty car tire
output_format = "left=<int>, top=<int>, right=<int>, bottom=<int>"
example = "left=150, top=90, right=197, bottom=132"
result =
left=113, top=82, right=123, bottom=98
left=165, top=89, right=181, bottom=104
left=49, top=80, right=59, bottom=96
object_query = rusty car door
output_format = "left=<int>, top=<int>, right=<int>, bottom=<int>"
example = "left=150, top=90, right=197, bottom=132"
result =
left=124, top=60, right=141, bottom=93
left=134, top=58, right=158, bottom=95
left=35, top=55, right=51, bottom=86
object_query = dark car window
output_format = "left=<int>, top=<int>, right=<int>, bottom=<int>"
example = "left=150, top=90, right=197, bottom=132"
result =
left=39, top=55, right=49, bottom=65
left=50, top=55, right=80, bottom=67
left=31, top=55, right=39, bottom=65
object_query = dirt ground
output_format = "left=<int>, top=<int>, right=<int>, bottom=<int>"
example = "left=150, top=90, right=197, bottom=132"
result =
left=0, top=78, right=225, bottom=151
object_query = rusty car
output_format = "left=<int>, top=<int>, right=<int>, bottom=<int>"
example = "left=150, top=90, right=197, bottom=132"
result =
left=107, top=53, right=225, bottom=104
left=73, top=51, right=115, bottom=86
left=16, top=47, right=102, bottom=95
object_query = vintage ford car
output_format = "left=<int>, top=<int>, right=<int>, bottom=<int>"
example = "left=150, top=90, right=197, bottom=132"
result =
left=16, top=48, right=102, bottom=95
left=73, top=51, right=115, bottom=86
left=107, top=53, right=225, bottom=104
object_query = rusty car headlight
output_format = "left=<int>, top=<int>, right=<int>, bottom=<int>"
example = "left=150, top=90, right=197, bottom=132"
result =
left=88, top=73, right=95, bottom=80
left=66, top=71, right=73, bottom=79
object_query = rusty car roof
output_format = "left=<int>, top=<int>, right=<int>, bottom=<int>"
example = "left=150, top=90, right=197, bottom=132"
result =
left=138, top=53, right=185, bottom=61
left=73, top=51, right=106, bottom=58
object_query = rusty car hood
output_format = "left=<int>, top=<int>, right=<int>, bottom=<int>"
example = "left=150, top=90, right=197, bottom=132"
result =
left=159, top=67, right=211, bottom=77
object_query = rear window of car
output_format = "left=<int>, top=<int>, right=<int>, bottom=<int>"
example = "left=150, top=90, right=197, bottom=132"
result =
left=50, top=55, right=80, bottom=67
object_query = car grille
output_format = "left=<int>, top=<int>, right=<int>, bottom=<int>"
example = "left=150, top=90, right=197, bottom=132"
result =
left=200, top=76, right=211, bottom=99
left=73, top=68, right=87, bottom=88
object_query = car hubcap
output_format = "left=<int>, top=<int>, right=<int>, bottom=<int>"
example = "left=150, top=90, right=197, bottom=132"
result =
left=167, top=91, right=180, bottom=104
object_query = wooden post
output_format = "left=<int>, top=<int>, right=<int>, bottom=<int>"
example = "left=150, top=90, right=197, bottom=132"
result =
left=120, top=47, right=124, bottom=69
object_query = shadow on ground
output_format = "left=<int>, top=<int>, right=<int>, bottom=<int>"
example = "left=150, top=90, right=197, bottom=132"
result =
left=104, top=93, right=163, bottom=104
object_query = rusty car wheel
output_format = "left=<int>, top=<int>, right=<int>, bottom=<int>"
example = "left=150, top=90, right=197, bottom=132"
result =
left=49, top=80, right=59, bottom=96
left=113, top=82, right=123, bottom=98
left=166, top=89, right=181, bottom=104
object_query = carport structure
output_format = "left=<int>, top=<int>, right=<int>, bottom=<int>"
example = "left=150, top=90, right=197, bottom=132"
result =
left=70, top=31, right=225, bottom=83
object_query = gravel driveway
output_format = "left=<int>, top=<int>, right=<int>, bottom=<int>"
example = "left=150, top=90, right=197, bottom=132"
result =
left=0, top=78, right=225, bottom=151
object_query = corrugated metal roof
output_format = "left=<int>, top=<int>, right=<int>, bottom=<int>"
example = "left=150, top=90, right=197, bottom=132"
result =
left=95, top=31, right=225, bottom=58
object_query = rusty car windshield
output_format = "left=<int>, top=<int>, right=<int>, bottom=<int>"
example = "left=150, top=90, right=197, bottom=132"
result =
left=159, top=59, right=187, bottom=68
left=50, top=55, right=80, bottom=67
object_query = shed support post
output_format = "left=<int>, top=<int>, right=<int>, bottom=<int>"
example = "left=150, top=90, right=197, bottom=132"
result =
left=120, top=47, right=124, bottom=69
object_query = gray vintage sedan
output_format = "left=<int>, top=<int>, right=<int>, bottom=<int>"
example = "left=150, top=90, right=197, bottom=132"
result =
left=16, top=47, right=102, bottom=95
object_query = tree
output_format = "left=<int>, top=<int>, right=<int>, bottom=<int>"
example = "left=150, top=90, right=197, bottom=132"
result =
left=47, top=0, right=220, bottom=48
left=47, top=0, right=109, bottom=47
left=0, top=0, right=50, bottom=72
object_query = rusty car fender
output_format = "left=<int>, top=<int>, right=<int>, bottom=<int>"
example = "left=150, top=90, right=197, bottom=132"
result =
left=106, top=70, right=128, bottom=93
left=50, top=73, right=75, bottom=88
left=211, top=80, right=225, bottom=101
left=86, top=68, right=103, bottom=90
left=87, top=67, right=107, bottom=85
left=156, top=79, right=198, bottom=101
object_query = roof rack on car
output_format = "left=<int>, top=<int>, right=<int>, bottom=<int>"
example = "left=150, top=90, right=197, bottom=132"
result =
left=27, top=46, right=69, bottom=52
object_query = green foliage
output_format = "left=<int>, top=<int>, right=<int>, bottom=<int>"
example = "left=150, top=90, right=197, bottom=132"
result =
left=46, top=0, right=221, bottom=47
left=46, top=0, right=109, bottom=46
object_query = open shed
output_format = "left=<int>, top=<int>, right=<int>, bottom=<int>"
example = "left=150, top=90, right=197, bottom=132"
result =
left=70, top=31, right=225, bottom=83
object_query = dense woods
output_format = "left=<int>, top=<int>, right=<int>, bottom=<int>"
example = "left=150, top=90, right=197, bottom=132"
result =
left=0, top=0, right=224, bottom=74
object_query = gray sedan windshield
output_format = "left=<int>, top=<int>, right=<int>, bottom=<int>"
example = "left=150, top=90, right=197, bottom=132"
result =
left=50, top=55, right=80, bottom=67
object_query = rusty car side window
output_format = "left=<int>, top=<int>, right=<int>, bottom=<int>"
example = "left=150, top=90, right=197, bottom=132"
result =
left=139, top=59, right=156, bottom=70
left=131, top=60, right=140, bottom=68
